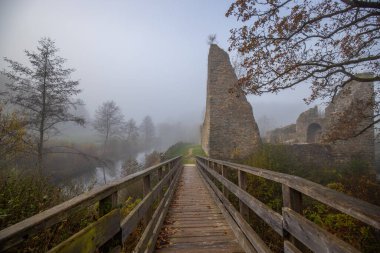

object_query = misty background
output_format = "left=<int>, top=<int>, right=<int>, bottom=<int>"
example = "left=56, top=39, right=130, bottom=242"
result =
left=0, top=0, right=319, bottom=144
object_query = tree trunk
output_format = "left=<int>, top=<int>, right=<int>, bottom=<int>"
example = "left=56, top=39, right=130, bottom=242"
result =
left=102, top=134, right=109, bottom=184
left=37, top=131, right=44, bottom=173
left=37, top=51, right=48, bottom=173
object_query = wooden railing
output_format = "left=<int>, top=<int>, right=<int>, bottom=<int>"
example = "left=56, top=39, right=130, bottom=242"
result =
left=196, top=156, right=380, bottom=253
left=0, top=156, right=182, bottom=253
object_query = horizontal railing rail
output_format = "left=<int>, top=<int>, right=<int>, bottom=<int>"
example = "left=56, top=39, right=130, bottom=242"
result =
left=0, top=156, right=182, bottom=253
left=196, top=156, right=380, bottom=253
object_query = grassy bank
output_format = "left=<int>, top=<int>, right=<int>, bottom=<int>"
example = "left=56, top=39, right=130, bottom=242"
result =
left=164, top=142, right=206, bottom=164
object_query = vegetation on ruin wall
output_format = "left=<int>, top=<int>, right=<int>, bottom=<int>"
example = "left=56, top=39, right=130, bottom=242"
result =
left=243, top=144, right=380, bottom=252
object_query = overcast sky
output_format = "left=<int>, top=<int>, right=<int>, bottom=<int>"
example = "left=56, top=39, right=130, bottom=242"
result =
left=0, top=0, right=319, bottom=128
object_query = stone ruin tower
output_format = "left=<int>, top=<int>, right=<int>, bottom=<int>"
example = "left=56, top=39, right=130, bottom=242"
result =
left=201, top=44, right=261, bottom=160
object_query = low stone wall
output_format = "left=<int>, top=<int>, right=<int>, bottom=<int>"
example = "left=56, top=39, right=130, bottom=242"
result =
left=283, top=144, right=335, bottom=168
left=279, top=143, right=374, bottom=172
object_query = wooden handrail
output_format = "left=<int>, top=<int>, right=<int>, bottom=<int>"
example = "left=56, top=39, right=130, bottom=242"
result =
left=196, top=156, right=380, bottom=253
left=197, top=156, right=380, bottom=229
left=0, top=156, right=182, bottom=252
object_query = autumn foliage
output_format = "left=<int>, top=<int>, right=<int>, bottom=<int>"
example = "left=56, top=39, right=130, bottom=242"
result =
left=227, top=0, right=380, bottom=134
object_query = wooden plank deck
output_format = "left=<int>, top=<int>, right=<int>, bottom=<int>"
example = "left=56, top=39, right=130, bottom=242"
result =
left=155, top=165, right=244, bottom=253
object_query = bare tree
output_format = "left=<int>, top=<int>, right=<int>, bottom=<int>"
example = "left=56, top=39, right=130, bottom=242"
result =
left=2, top=37, right=84, bottom=170
left=93, top=101, right=125, bottom=184
left=226, top=0, right=380, bottom=138
left=124, top=118, right=139, bottom=142
left=93, top=101, right=125, bottom=155
left=139, top=116, right=155, bottom=151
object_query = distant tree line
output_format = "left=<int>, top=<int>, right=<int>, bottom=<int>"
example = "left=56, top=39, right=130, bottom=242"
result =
left=0, top=37, right=162, bottom=179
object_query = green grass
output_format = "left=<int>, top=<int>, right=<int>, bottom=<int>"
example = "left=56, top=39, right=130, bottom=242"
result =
left=164, top=142, right=206, bottom=164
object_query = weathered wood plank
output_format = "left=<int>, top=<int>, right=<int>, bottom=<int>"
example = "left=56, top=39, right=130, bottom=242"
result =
left=156, top=166, right=244, bottom=253
left=202, top=168, right=272, bottom=253
left=282, top=185, right=304, bottom=251
left=198, top=156, right=380, bottom=230
left=145, top=167, right=182, bottom=253
left=221, top=165, right=229, bottom=199
left=200, top=167, right=272, bottom=253
left=169, top=235, right=235, bottom=243
left=48, top=209, right=120, bottom=253
left=159, top=240, right=243, bottom=249
left=160, top=226, right=232, bottom=233
left=198, top=167, right=257, bottom=253
left=283, top=240, right=302, bottom=253
left=143, top=174, right=152, bottom=227
left=168, top=230, right=234, bottom=237
left=282, top=186, right=302, bottom=212
left=134, top=166, right=182, bottom=253
left=0, top=157, right=181, bottom=251
left=120, top=163, right=178, bottom=241
left=282, top=208, right=360, bottom=253
left=198, top=160, right=283, bottom=236
left=156, top=248, right=244, bottom=253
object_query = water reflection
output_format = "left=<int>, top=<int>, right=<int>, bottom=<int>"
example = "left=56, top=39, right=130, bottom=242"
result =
left=60, top=150, right=152, bottom=192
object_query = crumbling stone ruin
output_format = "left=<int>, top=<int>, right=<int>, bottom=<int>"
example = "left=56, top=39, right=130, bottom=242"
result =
left=266, top=74, right=375, bottom=167
left=267, top=106, right=325, bottom=144
left=201, top=44, right=261, bottom=160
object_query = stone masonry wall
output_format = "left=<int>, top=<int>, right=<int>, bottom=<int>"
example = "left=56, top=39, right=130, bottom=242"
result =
left=201, top=44, right=261, bottom=160
left=266, top=75, right=375, bottom=169
left=324, top=74, right=375, bottom=166
left=284, top=144, right=335, bottom=169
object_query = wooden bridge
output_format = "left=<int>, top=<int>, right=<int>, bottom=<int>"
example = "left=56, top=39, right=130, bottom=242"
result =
left=0, top=156, right=379, bottom=252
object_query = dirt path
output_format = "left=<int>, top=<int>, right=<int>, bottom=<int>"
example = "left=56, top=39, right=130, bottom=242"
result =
left=183, top=148, right=194, bottom=164
left=187, top=148, right=193, bottom=157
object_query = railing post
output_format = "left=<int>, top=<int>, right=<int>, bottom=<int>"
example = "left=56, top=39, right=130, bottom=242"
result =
left=99, top=192, right=121, bottom=252
left=158, top=166, right=163, bottom=180
left=158, top=166, right=163, bottom=199
left=171, top=161, right=176, bottom=180
left=143, top=174, right=152, bottom=196
left=282, top=185, right=304, bottom=251
left=282, top=185, right=302, bottom=212
left=212, top=162, right=217, bottom=184
left=221, top=165, right=229, bottom=199
left=238, top=170, right=249, bottom=221
left=143, top=174, right=152, bottom=226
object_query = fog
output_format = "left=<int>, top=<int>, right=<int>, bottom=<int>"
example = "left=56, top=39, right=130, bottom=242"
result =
left=0, top=0, right=321, bottom=143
